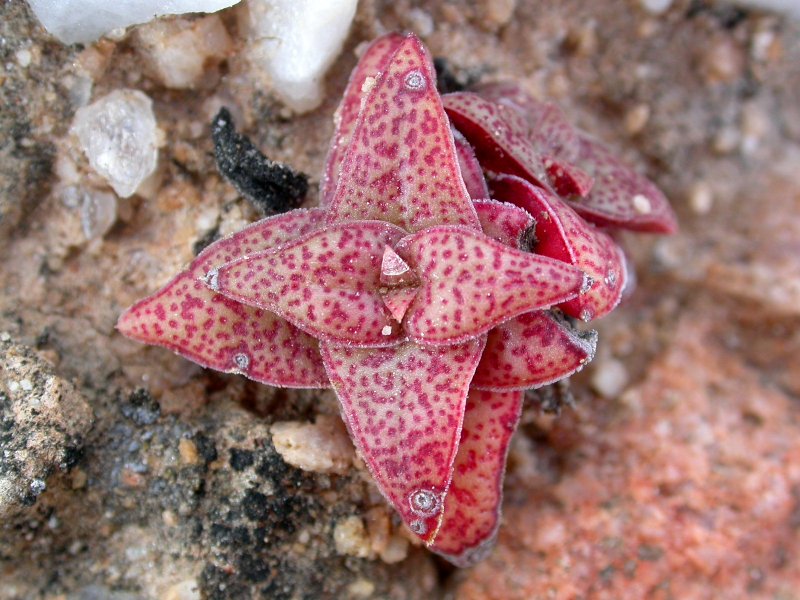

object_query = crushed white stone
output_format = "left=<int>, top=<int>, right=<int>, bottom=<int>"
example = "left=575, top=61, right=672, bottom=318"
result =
left=271, top=415, right=354, bottom=474
left=244, top=0, right=358, bottom=113
left=26, top=0, right=241, bottom=44
left=333, top=516, right=371, bottom=558
left=71, top=89, right=159, bottom=198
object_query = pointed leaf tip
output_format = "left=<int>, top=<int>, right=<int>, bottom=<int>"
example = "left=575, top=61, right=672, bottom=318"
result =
left=490, top=175, right=628, bottom=321
left=472, top=310, right=597, bottom=391
left=573, top=135, right=678, bottom=233
left=327, top=35, right=480, bottom=233
left=431, top=388, right=523, bottom=566
left=396, top=225, right=586, bottom=344
left=116, top=209, right=329, bottom=388
left=212, top=220, right=408, bottom=347
left=321, top=337, right=486, bottom=544
left=321, top=32, right=405, bottom=206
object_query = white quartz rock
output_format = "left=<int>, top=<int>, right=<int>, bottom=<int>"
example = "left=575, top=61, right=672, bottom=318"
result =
left=71, top=89, right=159, bottom=198
left=721, top=0, right=800, bottom=18
left=26, top=0, right=242, bottom=45
left=245, top=0, right=358, bottom=113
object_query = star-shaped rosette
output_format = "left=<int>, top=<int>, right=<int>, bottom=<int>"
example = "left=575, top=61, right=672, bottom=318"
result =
left=118, top=33, right=675, bottom=567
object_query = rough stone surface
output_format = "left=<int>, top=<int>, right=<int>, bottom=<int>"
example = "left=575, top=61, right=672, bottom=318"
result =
left=0, top=335, right=93, bottom=518
left=1, top=0, right=799, bottom=597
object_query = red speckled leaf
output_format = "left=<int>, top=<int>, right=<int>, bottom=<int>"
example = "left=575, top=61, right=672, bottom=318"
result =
left=396, top=225, right=586, bottom=344
left=117, top=209, right=329, bottom=387
left=543, top=154, right=594, bottom=199
left=327, top=34, right=480, bottom=233
left=321, top=337, right=486, bottom=543
left=471, top=311, right=597, bottom=391
left=442, top=91, right=551, bottom=191
left=452, top=126, right=489, bottom=199
left=431, top=388, right=523, bottom=566
left=474, top=199, right=535, bottom=248
left=572, top=134, right=678, bottom=233
left=212, top=221, right=408, bottom=347
left=491, top=174, right=627, bottom=321
left=320, top=33, right=405, bottom=206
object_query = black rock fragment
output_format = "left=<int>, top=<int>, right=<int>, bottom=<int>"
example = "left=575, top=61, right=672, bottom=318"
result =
left=211, top=107, right=308, bottom=215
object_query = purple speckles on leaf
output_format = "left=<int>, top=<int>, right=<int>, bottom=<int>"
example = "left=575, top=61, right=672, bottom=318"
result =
left=117, top=31, right=677, bottom=567
left=396, top=225, right=586, bottom=344
left=321, top=337, right=485, bottom=544
left=431, top=388, right=523, bottom=566
left=117, top=209, right=329, bottom=388
left=327, top=36, right=480, bottom=233
left=211, top=221, right=408, bottom=347
left=472, top=311, right=597, bottom=391
left=490, top=175, right=627, bottom=321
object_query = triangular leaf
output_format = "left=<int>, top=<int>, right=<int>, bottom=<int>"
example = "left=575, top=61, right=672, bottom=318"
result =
left=431, top=388, right=523, bottom=567
left=117, top=209, right=329, bottom=387
left=321, top=33, right=405, bottom=206
left=327, top=34, right=480, bottom=233
left=396, top=225, right=586, bottom=344
left=211, top=221, right=408, bottom=347
left=491, top=174, right=627, bottom=321
left=321, top=337, right=486, bottom=544
left=471, top=310, right=597, bottom=391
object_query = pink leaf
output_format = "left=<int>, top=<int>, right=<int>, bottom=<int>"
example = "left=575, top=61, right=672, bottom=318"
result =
left=211, top=221, right=408, bottom=347
left=543, top=154, right=595, bottom=199
left=491, top=174, right=627, bottom=321
left=474, top=83, right=676, bottom=232
left=380, top=245, right=419, bottom=288
left=396, top=225, right=586, bottom=344
left=320, top=33, right=405, bottom=207
left=471, top=311, right=597, bottom=391
left=572, top=134, right=679, bottom=233
left=321, top=337, right=486, bottom=543
left=474, top=199, right=535, bottom=248
left=327, top=34, right=480, bottom=233
left=117, top=209, right=329, bottom=387
left=452, top=126, right=489, bottom=199
left=442, top=91, right=552, bottom=191
left=382, top=287, right=419, bottom=323
left=431, top=388, right=523, bottom=567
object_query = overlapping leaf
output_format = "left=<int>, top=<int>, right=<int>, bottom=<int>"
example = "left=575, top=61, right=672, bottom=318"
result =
left=472, top=311, right=597, bottom=390
left=210, top=221, right=408, bottom=347
left=117, top=209, right=329, bottom=387
left=327, top=35, right=479, bottom=233
left=396, top=225, right=586, bottom=344
left=431, top=388, right=523, bottom=566
left=491, top=174, right=627, bottom=321
left=321, top=337, right=485, bottom=543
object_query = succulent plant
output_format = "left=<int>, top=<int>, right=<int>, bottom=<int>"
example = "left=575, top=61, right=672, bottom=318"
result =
left=117, top=32, right=676, bottom=566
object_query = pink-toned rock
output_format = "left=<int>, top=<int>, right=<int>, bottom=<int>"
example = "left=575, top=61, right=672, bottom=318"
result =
left=455, top=314, right=800, bottom=599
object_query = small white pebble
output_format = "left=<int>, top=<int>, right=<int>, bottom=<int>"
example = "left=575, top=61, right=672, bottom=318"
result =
left=407, top=8, right=434, bottom=36
left=639, top=0, right=673, bottom=13
left=0, top=331, right=10, bottom=342
left=591, top=358, right=629, bottom=398
left=15, top=48, right=32, bottom=68
left=624, top=104, right=651, bottom=136
left=381, top=325, right=392, bottom=336
left=20, top=379, right=33, bottom=392
left=632, top=194, right=652, bottom=215
left=688, top=181, right=714, bottom=215
left=333, top=516, right=371, bottom=558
